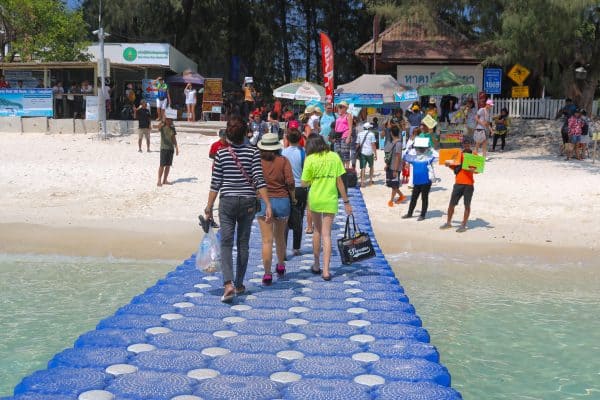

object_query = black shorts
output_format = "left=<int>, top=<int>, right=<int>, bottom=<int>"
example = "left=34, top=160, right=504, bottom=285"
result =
left=450, top=184, right=474, bottom=207
left=385, top=168, right=401, bottom=189
left=160, top=149, right=174, bottom=166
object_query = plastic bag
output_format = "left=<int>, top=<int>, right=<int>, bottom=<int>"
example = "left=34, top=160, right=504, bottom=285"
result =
left=195, top=227, right=221, bottom=274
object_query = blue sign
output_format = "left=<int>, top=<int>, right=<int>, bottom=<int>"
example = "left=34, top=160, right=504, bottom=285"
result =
left=394, top=90, right=419, bottom=102
left=484, top=68, right=502, bottom=95
left=0, top=89, right=53, bottom=117
left=334, top=93, right=383, bottom=105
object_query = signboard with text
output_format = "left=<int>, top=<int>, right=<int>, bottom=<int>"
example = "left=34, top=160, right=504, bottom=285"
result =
left=0, top=89, right=53, bottom=117
left=462, top=152, right=485, bottom=173
left=397, top=64, right=483, bottom=93
left=85, top=96, right=99, bottom=120
left=202, top=78, right=223, bottom=112
left=512, top=86, right=530, bottom=98
left=483, top=68, right=502, bottom=95
left=334, top=93, right=383, bottom=105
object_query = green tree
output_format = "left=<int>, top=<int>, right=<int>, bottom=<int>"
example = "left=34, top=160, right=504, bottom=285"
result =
left=493, top=0, right=600, bottom=109
left=0, top=0, right=89, bottom=62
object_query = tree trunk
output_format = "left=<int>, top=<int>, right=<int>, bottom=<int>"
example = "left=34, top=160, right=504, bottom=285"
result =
left=312, top=3, right=320, bottom=82
left=279, top=0, right=291, bottom=82
left=563, top=68, right=598, bottom=113
left=304, top=0, right=312, bottom=80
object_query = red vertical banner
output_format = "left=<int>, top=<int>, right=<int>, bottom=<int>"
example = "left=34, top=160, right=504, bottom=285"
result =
left=320, top=32, right=334, bottom=105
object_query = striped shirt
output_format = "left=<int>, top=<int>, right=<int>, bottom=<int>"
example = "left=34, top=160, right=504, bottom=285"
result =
left=210, top=143, right=266, bottom=197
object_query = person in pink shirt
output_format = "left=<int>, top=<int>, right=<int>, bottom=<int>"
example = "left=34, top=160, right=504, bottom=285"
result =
left=333, top=101, right=353, bottom=168
left=566, top=109, right=585, bottom=160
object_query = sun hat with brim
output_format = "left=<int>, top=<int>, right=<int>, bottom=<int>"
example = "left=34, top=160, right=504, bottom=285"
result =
left=313, top=107, right=323, bottom=115
left=363, top=122, right=373, bottom=129
left=257, top=133, right=282, bottom=151
left=429, top=98, right=436, bottom=104
left=305, top=105, right=315, bottom=114
left=338, top=101, right=349, bottom=108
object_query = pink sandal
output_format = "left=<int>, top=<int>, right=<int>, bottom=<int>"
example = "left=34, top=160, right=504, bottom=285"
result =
left=275, top=263, right=286, bottom=276
left=262, top=273, right=273, bottom=286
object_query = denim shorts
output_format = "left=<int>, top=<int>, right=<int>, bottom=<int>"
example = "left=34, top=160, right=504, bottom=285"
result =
left=256, top=197, right=291, bottom=219
left=570, top=135, right=582, bottom=144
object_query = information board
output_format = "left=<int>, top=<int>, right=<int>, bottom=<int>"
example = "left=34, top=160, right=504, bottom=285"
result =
left=0, top=89, right=53, bottom=117
left=512, top=86, right=530, bottom=98
left=85, top=96, right=99, bottom=120
left=483, top=68, right=502, bottom=95
left=202, top=78, right=223, bottom=112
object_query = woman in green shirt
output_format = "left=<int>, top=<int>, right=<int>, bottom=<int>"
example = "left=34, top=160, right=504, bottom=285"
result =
left=301, top=135, right=352, bottom=280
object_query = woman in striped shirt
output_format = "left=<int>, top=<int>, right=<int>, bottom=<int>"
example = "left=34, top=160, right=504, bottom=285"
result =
left=205, top=115, right=272, bottom=302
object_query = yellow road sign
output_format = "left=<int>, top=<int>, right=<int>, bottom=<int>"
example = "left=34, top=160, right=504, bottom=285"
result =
left=512, top=85, right=530, bottom=98
left=507, top=64, right=530, bottom=85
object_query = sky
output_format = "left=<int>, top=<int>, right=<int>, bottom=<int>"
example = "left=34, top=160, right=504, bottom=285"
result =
left=66, top=0, right=81, bottom=9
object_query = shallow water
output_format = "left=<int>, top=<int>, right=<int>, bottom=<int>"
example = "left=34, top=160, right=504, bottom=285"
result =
left=0, top=253, right=174, bottom=395
left=391, top=253, right=600, bottom=400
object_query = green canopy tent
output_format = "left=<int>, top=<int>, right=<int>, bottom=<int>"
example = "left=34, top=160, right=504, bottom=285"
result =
left=417, top=67, right=477, bottom=96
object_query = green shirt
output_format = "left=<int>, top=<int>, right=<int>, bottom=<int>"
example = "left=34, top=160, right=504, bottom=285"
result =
left=301, top=151, right=345, bottom=214
left=160, top=125, right=176, bottom=150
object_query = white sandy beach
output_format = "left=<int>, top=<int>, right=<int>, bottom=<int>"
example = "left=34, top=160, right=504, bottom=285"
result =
left=0, top=129, right=599, bottom=262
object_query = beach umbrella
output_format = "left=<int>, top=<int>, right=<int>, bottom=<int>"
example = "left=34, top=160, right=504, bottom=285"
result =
left=273, top=81, right=325, bottom=101
left=166, top=70, right=205, bottom=86
left=417, top=67, right=477, bottom=96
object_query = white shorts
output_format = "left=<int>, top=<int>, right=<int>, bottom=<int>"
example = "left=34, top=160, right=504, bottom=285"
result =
left=156, top=99, right=168, bottom=110
left=474, top=129, right=487, bottom=143
left=185, top=100, right=196, bottom=106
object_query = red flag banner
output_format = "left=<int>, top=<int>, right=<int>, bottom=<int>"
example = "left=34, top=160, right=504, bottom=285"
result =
left=320, top=32, right=334, bottom=105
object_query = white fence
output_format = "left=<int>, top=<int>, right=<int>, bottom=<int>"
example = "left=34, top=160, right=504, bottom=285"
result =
left=491, top=98, right=600, bottom=119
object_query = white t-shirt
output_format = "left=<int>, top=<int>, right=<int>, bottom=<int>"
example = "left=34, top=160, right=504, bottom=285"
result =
left=356, top=130, right=376, bottom=156
left=476, top=107, right=490, bottom=130
left=184, top=88, right=196, bottom=104
left=308, top=114, right=320, bottom=131
left=53, top=86, right=64, bottom=99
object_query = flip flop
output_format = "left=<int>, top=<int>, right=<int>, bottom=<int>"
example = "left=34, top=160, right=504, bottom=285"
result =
left=310, top=266, right=322, bottom=275
left=322, top=274, right=332, bottom=281
left=198, top=215, right=211, bottom=233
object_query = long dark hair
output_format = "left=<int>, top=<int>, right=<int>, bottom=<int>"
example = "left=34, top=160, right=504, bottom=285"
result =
left=305, top=134, right=329, bottom=156
left=226, top=114, right=247, bottom=145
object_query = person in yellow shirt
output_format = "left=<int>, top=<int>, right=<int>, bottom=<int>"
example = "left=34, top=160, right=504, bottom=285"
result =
left=301, top=135, right=352, bottom=281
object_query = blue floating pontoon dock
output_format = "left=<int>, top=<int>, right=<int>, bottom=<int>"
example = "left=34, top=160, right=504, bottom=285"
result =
left=4, top=188, right=462, bottom=400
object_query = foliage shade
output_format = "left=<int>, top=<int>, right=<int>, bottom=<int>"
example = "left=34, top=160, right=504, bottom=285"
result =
left=0, top=0, right=90, bottom=62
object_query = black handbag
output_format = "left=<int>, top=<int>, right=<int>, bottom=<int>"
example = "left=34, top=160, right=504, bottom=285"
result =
left=337, top=215, right=376, bottom=265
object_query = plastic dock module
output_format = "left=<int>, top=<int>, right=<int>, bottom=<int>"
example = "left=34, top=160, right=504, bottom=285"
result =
left=5, top=188, right=462, bottom=400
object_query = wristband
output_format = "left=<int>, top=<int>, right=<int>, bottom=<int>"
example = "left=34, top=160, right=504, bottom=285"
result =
left=343, top=200, right=350, bottom=204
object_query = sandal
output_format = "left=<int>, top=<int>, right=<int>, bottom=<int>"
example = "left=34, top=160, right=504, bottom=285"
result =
left=439, top=223, right=452, bottom=230
left=275, top=264, right=286, bottom=276
left=235, top=285, right=246, bottom=295
left=456, top=225, right=467, bottom=233
left=262, top=273, right=273, bottom=286
left=322, top=274, right=332, bottom=281
left=221, top=285, right=235, bottom=303
left=310, top=266, right=322, bottom=275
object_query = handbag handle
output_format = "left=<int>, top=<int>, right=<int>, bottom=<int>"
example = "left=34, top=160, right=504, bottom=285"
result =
left=344, top=214, right=359, bottom=239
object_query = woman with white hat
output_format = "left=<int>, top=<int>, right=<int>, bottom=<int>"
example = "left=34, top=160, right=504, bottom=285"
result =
left=256, top=133, right=296, bottom=285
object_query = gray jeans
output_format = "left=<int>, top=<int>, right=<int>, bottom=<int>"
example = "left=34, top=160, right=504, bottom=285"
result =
left=218, top=196, right=256, bottom=287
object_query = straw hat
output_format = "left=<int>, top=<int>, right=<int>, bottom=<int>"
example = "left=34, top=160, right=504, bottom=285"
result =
left=257, top=133, right=282, bottom=151
left=429, top=97, right=436, bottom=105
left=304, top=105, right=315, bottom=114
left=313, top=107, right=323, bottom=115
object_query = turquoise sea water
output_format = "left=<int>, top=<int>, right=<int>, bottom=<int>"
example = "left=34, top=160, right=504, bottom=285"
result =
left=391, top=253, right=600, bottom=400
left=1, top=252, right=599, bottom=399
left=0, top=253, right=174, bottom=395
